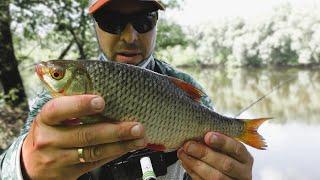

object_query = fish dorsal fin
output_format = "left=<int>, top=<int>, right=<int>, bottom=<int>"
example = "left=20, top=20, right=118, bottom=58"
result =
left=168, top=77, right=205, bottom=102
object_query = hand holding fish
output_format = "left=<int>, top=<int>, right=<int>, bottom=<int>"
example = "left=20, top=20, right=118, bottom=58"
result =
left=178, top=132, right=253, bottom=180
left=21, top=95, right=147, bottom=179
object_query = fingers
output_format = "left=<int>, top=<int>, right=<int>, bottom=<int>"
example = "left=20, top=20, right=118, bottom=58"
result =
left=204, top=132, right=253, bottom=164
left=182, top=141, right=246, bottom=179
left=40, top=122, right=147, bottom=165
left=178, top=149, right=232, bottom=180
left=55, top=122, right=145, bottom=148
left=181, top=161, right=204, bottom=180
left=31, top=121, right=147, bottom=164
left=65, top=138, right=146, bottom=164
left=180, top=132, right=254, bottom=180
left=38, top=95, right=105, bottom=126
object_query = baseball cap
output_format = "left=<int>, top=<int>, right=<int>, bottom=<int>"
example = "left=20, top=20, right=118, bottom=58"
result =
left=89, top=0, right=165, bottom=15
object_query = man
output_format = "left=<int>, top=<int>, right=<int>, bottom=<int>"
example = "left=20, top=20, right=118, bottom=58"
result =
left=0, top=0, right=254, bottom=179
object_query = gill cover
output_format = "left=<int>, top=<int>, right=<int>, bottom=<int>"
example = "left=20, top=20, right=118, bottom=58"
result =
left=37, top=60, right=93, bottom=97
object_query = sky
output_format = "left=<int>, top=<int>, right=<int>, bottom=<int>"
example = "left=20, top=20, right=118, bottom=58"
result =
left=165, top=0, right=320, bottom=26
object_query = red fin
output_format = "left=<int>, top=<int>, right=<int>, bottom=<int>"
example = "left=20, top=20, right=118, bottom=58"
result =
left=169, top=77, right=205, bottom=102
left=237, top=118, right=271, bottom=150
left=147, top=143, right=166, bottom=151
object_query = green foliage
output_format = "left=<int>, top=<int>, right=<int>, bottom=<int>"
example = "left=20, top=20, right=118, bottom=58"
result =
left=161, top=0, right=185, bottom=9
left=189, top=3, right=320, bottom=66
left=0, top=88, right=19, bottom=105
left=269, top=38, right=299, bottom=65
left=156, top=19, right=189, bottom=50
left=11, top=0, right=97, bottom=59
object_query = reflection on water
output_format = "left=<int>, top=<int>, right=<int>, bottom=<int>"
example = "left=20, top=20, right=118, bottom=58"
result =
left=180, top=66, right=320, bottom=180
left=181, top=67, right=320, bottom=124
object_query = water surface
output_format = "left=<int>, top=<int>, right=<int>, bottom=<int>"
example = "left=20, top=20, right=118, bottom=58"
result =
left=181, top=66, right=320, bottom=180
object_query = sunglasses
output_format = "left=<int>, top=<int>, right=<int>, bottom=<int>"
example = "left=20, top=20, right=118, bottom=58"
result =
left=93, top=10, right=158, bottom=35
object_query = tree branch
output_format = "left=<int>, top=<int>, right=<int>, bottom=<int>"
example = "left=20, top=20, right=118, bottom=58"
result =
left=58, top=40, right=74, bottom=59
left=68, top=27, right=86, bottom=59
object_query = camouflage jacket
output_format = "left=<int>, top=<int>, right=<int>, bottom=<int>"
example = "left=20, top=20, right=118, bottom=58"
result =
left=0, top=57, right=214, bottom=180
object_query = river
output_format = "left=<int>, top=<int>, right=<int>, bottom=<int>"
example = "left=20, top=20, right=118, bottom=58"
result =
left=180, top=66, right=320, bottom=180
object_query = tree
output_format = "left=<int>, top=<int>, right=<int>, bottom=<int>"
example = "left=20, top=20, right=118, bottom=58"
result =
left=12, top=0, right=97, bottom=60
left=192, top=3, right=320, bottom=66
left=156, top=19, right=189, bottom=50
left=0, top=0, right=27, bottom=108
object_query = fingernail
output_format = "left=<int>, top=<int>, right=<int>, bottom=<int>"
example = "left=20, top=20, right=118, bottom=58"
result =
left=131, top=124, right=142, bottom=137
left=134, top=138, right=146, bottom=147
left=187, top=142, right=197, bottom=154
left=211, top=133, right=219, bottom=144
left=91, top=97, right=104, bottom=110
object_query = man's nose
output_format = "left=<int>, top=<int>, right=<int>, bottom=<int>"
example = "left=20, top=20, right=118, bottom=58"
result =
left=121, top=23, right=138, bottom=44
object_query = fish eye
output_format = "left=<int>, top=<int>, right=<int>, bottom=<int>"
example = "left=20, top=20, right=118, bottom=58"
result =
left=50, top=67, right=65, bottom=80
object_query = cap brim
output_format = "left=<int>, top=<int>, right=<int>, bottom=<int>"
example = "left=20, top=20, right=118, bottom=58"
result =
left=89, top=0, right=165, bottom=15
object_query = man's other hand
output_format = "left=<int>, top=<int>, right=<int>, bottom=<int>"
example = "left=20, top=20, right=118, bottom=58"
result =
left=178, top=132, right=253, bottom=180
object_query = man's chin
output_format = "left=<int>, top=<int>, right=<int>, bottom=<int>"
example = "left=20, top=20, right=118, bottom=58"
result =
left=115, top=54, right=144, bottom=65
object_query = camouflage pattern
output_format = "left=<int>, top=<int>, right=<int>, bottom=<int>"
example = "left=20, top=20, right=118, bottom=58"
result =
left=0, top=57, right=214, bottom=180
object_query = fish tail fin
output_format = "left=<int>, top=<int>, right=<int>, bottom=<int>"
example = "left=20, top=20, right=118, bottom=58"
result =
left=237, top=118, right=270, bottom=150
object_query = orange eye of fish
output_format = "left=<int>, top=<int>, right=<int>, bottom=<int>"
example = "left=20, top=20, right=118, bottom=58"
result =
left=50, top=68, right=65, bottom=80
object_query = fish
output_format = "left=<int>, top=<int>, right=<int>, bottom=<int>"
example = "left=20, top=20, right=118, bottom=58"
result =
left=35, top=60, right=269, bottom=151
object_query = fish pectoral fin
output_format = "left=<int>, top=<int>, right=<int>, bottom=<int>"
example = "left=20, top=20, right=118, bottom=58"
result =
left=146, top=143, right=166, bottom=152
left=237, top=118, right=271, bottom=150
left=168, top=77, right=205, bottom=102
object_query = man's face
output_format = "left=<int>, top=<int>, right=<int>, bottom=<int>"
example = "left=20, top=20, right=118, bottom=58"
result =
left=94, top=1, right=158, bottom=65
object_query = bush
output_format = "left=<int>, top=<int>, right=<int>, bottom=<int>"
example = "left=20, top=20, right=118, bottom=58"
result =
left=188, top=3, right=320, bottom=66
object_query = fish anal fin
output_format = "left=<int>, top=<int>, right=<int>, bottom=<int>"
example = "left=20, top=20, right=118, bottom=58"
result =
left=147, top=143, right=166, bottom=152
left=237, top=118, right=271, bottom=150
left=169, top=77, right=205, bottom=102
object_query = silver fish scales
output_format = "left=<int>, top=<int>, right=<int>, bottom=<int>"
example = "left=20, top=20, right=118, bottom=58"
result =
left=35, top=60, right=268, bottom=150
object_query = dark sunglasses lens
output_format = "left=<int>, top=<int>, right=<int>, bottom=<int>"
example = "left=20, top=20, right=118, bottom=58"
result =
left=94, top=12, right=125, bottom=34
left=132, top=12, right=158, bottom=33
left=97, top=21, right=124, bottom=34
left=94, top=11, right=158, bottom=34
